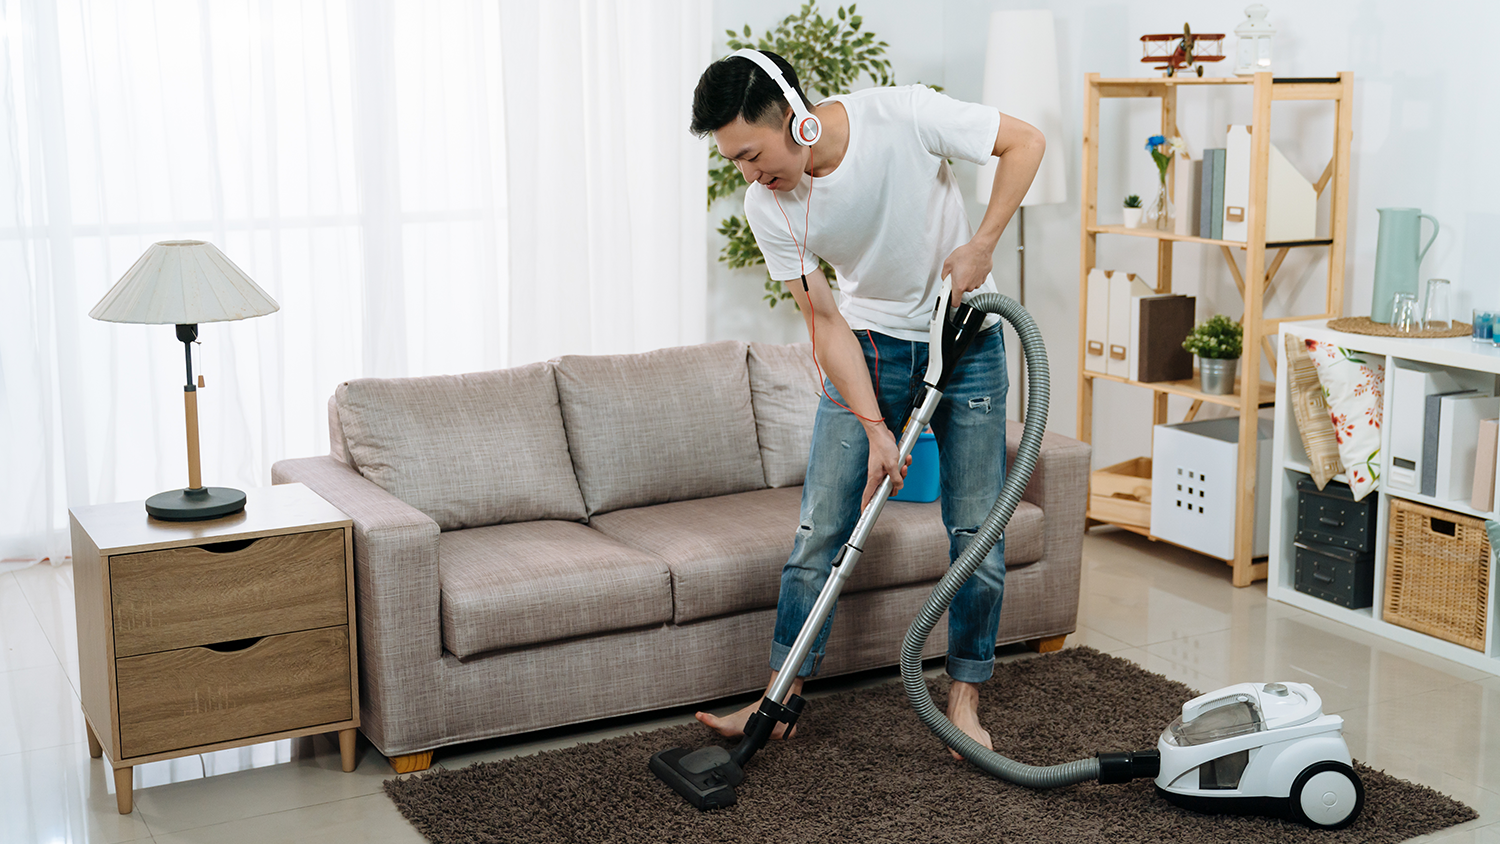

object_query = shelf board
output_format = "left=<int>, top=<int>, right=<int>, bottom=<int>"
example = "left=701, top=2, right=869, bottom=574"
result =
left=1087, top=513, right=1152, bottom=538
left=1095, top=77, right=1254, bottom=93
left=1383, top=488, right=1497, bottom=522
left=1269, top=586, right=1500, bottom=672
left=1284, top=319, right=1500, bottom=375
left=1083, top=369, right=1276, bottom=408
left=1281, top=461, right=1349, bottom=486
left=1087, top=225, right=1334, bottom=250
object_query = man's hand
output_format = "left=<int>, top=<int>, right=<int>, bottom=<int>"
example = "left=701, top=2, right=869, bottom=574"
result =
left=941, top=239, right=995, bottom=306
left=862, top=424, right=912, bottom=510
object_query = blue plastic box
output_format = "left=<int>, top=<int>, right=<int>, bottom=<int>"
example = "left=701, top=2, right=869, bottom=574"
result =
left=892, top=431, right=940, bottom=502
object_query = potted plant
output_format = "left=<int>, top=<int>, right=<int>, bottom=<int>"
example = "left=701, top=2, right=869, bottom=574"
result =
left=712, top=4, right=922, bottom=309
left=1123, top=194, right=1143, bottom=228
left=1182, top=315, right=1244, bottom=395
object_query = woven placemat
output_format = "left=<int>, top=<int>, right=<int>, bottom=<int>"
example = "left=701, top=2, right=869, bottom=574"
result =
left=1327, top=316, right=1472, bottom=339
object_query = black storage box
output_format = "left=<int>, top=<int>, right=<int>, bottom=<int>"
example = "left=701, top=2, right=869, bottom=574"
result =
left=1293, top=542, right=1375, bottom=609
left=1295, top=477, right=1378, bottom=552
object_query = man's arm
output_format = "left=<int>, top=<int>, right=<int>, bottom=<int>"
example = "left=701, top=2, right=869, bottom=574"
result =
left=942, top=114, right=1046, bottom=304
left=783, top=267, right=908, bottom=508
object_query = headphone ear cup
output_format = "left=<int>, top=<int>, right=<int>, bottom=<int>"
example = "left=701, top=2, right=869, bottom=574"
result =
left=796, top=113, right=822, bottom=146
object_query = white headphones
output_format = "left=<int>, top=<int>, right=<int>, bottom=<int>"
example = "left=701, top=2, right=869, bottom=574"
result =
left=730, top=49, right=821, bottom=146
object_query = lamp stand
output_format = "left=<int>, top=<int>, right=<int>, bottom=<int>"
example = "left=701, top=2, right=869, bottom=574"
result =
left=1015, top=206, right=1027, bottom=422
left=144, top=324, right=247, bottom=521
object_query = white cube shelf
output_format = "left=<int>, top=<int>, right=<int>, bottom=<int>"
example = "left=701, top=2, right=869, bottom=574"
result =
left=1271, top=319, right=1500, bottom=677
left=1152, top=416, right=1274, bottom=561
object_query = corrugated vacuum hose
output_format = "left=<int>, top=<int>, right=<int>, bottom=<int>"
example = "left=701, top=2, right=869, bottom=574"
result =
left=900, top=293, right=1158, bottom=788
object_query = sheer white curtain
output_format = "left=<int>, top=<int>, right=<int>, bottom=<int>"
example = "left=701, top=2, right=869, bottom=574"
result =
left=0, top=0, right=709, bottom=564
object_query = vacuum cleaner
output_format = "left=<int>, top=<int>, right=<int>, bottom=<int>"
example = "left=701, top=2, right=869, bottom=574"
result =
left=651, top=284, right=1364, bottom=830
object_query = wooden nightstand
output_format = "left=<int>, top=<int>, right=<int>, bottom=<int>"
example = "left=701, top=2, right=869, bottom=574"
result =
left=68, top=482, right=360, bottom=814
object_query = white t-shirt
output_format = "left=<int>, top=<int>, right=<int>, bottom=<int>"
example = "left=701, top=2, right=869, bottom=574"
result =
left=744, top=85, right=1002, bottom=342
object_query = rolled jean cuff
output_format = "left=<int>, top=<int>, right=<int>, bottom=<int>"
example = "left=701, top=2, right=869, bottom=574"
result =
left=946, top=653, right=995, bottom=684
left=770, top=639, right=824, bottom=678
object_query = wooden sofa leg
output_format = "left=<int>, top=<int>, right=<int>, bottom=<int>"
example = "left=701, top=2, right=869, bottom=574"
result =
left=1026, top=634, right=1067, bottom=654
left=389, top=751, right=434, bottom=774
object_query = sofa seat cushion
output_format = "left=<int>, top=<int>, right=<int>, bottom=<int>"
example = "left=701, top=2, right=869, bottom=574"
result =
left=335, top=363, right=586, bottom=530
left=553, top=341, right=766, bottom=516
left=438, top=521, right=672, bottom=658
left=589, top=487, right=1046, bottom=624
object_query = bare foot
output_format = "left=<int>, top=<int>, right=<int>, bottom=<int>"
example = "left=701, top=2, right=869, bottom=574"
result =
left=946, top=680, right=993, bottom=760
left=695, top=671, right=803, bottom=740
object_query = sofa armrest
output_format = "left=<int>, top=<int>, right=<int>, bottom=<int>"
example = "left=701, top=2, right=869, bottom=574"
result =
left=1006, top=422, right=1092, bottom=634
left=271, top=456, right=444, bottom=755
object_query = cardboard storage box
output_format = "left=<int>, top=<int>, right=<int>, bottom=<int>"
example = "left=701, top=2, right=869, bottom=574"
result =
left=1150, top=416, right=1273, bottom=560
left=1295, top=477, right=1377, bottom=553
left=1294, top=541, right=1375, bottom=609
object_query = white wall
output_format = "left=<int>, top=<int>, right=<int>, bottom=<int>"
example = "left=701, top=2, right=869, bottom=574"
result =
left=707, top=0, right=1498, bottom=468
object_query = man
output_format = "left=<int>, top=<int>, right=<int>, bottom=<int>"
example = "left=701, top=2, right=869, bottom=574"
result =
left=689, top=49, right=1043, bottom=756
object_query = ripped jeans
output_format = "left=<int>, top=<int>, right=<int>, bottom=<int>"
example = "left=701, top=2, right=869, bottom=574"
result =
left=769, top=324, right=1009, bottom=684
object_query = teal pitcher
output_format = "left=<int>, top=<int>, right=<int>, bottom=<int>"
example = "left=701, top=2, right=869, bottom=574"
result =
left=1370, top=207, right=1439, bottom=323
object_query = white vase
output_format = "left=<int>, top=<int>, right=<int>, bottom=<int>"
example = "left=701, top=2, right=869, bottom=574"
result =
left=1123, top=207, right=1143, bottom=228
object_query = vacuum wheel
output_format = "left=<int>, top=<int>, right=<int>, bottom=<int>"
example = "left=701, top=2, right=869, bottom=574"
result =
left=1290, top=761, right=1364, bottom=829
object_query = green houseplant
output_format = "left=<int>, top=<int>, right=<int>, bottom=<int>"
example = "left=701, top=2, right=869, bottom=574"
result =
left=1123, top=193, right=1143, bottom=229
left=711, top=3, right=914, bottom=307
left=1182, top=315, right=1244, bottom=395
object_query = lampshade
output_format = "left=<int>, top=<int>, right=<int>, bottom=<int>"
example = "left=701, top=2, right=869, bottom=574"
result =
left=975, top=10, right=1067, bottom=207
left=90, top=240, right=279, bottom=325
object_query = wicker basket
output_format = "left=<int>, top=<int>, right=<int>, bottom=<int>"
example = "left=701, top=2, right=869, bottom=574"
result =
left=1383, top=499, right=1492, bottom=651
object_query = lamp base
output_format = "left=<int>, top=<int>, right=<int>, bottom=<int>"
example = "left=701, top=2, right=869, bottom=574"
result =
left=145, top=487, right=247, bottom=521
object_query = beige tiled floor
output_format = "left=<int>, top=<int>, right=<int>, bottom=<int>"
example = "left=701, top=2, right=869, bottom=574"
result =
left=4, top=529, right=1497, bottom=842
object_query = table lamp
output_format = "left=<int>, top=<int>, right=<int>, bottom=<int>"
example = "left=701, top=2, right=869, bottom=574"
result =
left=89, top=240, right=280, bottom=521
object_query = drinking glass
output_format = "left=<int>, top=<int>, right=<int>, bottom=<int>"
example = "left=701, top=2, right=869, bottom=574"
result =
left=1423, top=278, right=1451, bottom=330
left=1473, top=309, right=1496, bottom=343
left=1391, top=292, right=1420, bottom=334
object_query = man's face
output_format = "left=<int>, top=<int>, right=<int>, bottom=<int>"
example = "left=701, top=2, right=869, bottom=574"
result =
left=714, top=108, right=804, bottom=192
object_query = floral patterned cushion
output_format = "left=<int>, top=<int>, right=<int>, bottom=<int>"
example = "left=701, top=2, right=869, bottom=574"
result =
left=1285, top=334, right=1344, bottom=489
left=1304, top=339, right=1384, bottom=501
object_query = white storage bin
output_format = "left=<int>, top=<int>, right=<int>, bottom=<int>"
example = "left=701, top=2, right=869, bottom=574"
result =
left=1151, top=416, right=1274, bottom=560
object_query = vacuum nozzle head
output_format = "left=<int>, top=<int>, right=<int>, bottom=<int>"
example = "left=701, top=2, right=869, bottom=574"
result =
left=649, top=746, right=744, bottom=810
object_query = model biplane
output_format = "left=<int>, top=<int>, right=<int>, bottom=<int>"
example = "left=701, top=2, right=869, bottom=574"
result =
left=1141, top=25, right=1225, bottom=77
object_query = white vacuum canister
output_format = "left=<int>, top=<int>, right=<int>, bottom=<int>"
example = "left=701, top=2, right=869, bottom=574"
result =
left=1155, top=682, right=1364, bottom=829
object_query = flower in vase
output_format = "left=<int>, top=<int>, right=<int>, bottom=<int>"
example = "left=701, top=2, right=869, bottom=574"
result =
left=1144, top=135, right=1187, bottom=229
left=1147, top=135, right=1187, bottom=180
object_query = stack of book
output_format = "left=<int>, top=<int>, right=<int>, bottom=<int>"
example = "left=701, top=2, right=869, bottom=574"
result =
left=1083, top=268, right=1195, bottom=383
left=1175, top=127, right=1317, bottom=243
left=1388, top=362, right=1500, bottom=508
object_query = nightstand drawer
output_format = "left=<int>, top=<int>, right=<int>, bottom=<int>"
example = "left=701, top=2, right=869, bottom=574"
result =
left=111, top=528, right=347, bottom=657
left=115, top=626, right=352, bottom=759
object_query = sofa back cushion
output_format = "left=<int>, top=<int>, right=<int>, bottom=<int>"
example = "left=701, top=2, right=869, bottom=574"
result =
left=335, top=363, right=587, bottom=530
left=748, top=342, right=821, bottom=488
left=328, top=395, right=354, bottom=465
left=554, top=341, right=765, bottom=516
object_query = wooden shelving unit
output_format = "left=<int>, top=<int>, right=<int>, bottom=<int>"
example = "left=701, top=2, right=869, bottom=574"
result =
left=1077, top=72, right=1355, bottom=587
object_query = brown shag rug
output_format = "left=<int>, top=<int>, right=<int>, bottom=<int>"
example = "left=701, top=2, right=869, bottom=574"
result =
left=384, top=647, right=1477, bottom=843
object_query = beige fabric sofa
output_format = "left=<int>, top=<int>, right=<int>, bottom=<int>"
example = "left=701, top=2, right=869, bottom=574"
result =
left=270, top=340, right=1090, bottom=771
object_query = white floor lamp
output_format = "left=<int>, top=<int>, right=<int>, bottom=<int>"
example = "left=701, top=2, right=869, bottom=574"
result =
left=976, top=10, right=1067, bottom=420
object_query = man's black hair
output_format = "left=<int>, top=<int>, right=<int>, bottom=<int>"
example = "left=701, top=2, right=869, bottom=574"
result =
left=690, top=50, right=813, bottom=139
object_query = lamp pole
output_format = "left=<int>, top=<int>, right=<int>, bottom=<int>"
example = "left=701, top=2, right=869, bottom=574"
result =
left=1015, top=207, right=1026, bottom=422
left=177, top=323, right=202, bottom=492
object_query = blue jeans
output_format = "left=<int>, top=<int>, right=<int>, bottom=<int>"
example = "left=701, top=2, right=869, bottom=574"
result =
left=769, top=325, right=1009, bottom=684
